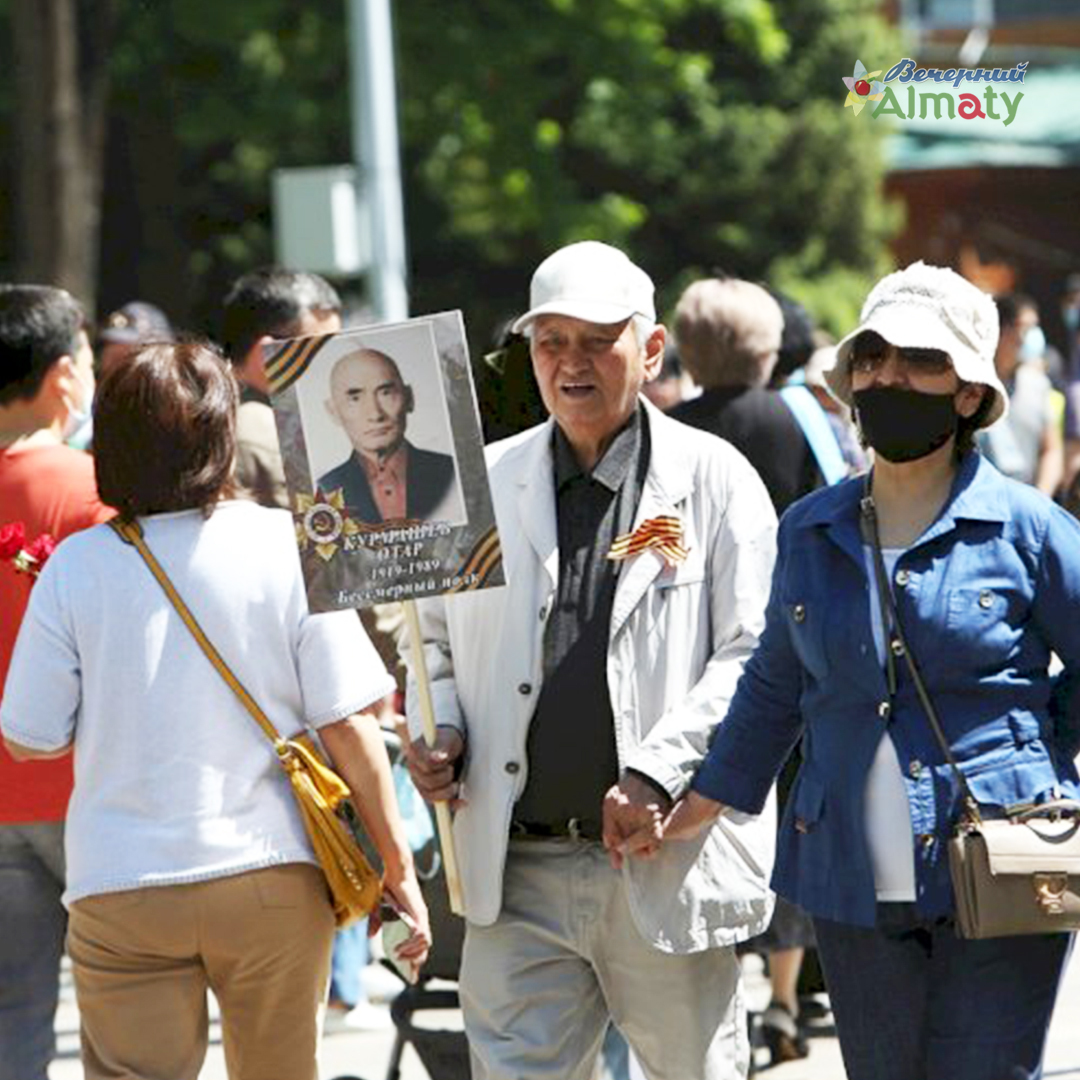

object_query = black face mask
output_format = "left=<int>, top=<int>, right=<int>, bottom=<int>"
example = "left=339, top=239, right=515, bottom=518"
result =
left=853, top=386, right=959, bottom=464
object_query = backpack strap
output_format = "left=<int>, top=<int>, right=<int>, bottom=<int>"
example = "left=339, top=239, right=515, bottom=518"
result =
left=779, top=384, right=848, bottom=485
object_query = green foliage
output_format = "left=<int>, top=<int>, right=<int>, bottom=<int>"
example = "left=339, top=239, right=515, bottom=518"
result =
left=0, top=0, right=904, bottom=345
left=399, top=0, right=904, bottom=337
left=101, top=0, right=350, bottom=324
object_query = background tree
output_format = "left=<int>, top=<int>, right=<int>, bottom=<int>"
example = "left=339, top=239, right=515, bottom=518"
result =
left=399, top=0, right=903, bottom=340
left=8, top=0, right=114, bottom=312
left=0, top=0, right=900, bottom=344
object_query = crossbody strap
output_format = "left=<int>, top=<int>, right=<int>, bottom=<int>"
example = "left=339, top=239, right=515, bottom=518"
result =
left=108, top=517, right=282, bottom=749
left=858, top=488, right=983, bottom=828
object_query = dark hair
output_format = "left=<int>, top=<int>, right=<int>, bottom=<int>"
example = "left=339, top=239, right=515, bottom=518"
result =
left=994, top=294, right=1019, bottom=332
left=95, top=341, right=238, bottom=517
left=221, top=267, right=341, bottom=362
left=0, top=285, right=85, bottom=405
left=957, top=384, right=995, bottom=457
left=768, top=290, right=816, bottom=388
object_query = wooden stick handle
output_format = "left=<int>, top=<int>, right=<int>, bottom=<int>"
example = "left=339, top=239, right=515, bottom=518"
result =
left=403, top=600, right=465, bottom=915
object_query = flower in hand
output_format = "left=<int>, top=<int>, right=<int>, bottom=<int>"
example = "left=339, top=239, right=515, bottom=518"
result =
left=0, top=522, right=26, bottom=560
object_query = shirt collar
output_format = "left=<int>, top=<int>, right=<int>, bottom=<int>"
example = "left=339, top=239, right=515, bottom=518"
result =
left=925, top=450, right=1010, bottom=531
left=356, top=441, right=408, bottom=481
left=552, top=407, right=642, bottom=494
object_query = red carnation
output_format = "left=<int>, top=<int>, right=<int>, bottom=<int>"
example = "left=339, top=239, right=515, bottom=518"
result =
left=0, top=521, right=26, bottom=560
left=3, top=522, right=57, bottom=580
left=25, top=533, right=57, bottom=565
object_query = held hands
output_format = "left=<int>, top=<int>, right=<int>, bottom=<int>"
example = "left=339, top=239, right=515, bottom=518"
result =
left=662, top=790, right=725, bottom=841
left=602, top=773, right=672, bottom=869
left=404, top=726, right=466, bottom=807
left=603, top=779, right=725, bottom=867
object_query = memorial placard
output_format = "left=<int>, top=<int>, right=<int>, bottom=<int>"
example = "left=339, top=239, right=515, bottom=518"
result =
left=268, top=310, right=503, bottom=613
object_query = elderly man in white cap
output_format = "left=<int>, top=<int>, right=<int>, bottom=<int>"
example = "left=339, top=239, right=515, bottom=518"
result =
left=404, top=240, right=778, bottom=1079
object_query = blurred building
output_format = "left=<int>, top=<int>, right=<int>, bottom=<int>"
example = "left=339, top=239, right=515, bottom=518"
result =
left=879, top=0, right=1080, bottom=354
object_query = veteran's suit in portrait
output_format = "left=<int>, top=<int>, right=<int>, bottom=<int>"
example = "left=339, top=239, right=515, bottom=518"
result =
left=319, top=443, right=455, bottom=523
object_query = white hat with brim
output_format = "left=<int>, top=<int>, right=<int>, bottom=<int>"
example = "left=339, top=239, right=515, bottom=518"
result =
left=824, top=261, right=1008, bottom=428
left=511, top=241, right=656, bottom=335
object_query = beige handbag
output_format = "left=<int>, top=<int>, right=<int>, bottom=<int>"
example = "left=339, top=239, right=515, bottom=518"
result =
left=110, top=517, right=383, bottom=926
left=949, top=802, right=1080, bottom=939
left=861, top=491, right=1080, bottom=940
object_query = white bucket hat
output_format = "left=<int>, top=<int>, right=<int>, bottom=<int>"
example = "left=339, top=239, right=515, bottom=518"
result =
left=511, top=241, right=656, bottom=334
left=825, top=261, right=1008, bottom=427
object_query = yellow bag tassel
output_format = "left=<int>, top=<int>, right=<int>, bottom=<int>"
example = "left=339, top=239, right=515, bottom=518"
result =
left=279, top=735, right=384, bottom=926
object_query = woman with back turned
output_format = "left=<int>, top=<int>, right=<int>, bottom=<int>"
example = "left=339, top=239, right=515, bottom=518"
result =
left=1, top=341, right=430, bottom=1080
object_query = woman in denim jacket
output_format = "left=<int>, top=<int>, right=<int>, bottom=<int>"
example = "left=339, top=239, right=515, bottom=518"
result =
left=660, top=263, right=1080, bottom=1080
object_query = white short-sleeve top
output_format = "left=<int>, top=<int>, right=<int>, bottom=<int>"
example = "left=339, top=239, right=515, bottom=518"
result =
left=1, top=501, right=394, bottom=906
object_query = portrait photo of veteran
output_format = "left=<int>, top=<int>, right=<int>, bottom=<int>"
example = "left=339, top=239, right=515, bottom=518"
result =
left=318, top=347, right=459, bottom=525
left=404, top=240, right=778, bottom=1080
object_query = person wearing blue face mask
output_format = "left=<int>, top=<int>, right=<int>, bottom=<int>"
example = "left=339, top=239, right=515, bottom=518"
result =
left=1020, top=322, right=1048, bottom=365
left=1061, top=273, right=1080, bottom=382
left=1058, top=277, right=1080, bottom=498
left=978, top=293, right=1063, bottom=496
left=615, top=262, right=1080, bottom=1080
left=61, top=350, right=95, bottom=452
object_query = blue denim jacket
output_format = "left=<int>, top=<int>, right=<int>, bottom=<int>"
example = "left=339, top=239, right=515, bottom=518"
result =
left=694, top=452, right=1080, bottom=927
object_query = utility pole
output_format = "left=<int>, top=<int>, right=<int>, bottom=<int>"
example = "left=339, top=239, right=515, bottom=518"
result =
left=347, top=0, right=409, bottom=322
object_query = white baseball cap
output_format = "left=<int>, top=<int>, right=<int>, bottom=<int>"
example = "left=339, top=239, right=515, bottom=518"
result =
left=511, top=241, right=656, bottom=335
left=826, top=261, right=1008, bottom=427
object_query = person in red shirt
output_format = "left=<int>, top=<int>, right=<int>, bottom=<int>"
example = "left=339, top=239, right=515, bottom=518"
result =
left=0, top=285, right=112, bottom=1080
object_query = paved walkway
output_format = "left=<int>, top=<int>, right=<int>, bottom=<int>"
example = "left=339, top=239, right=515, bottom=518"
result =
left=48, top=939, right=1080, bottom=1079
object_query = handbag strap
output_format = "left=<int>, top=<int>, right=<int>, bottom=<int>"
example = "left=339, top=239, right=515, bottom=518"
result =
left=858, top=487, right=984, bottom=828
left=108, top=517, right=283, bottom=750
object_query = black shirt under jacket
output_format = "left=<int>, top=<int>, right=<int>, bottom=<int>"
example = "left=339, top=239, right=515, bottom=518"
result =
left=513, top=407, right=649, bottom=832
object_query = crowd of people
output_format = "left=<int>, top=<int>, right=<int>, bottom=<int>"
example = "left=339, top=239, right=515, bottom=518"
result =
left=2, top=244, right=1080, bottom=1080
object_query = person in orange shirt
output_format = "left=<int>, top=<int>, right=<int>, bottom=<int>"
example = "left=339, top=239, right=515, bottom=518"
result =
left=0, top=285, right=112, bottom=1080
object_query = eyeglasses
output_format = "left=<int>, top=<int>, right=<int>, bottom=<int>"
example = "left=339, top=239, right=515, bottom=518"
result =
left=850, top=345, right=953, bottom=377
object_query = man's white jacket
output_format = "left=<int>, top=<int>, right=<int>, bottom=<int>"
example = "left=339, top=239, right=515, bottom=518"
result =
left=406, top=399, right=778, bottom=953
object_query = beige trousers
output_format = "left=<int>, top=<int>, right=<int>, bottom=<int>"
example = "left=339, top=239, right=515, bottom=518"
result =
left=461, top=839, right=749, bottom=1080
left=67, top=862, right=335, bottom=1080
